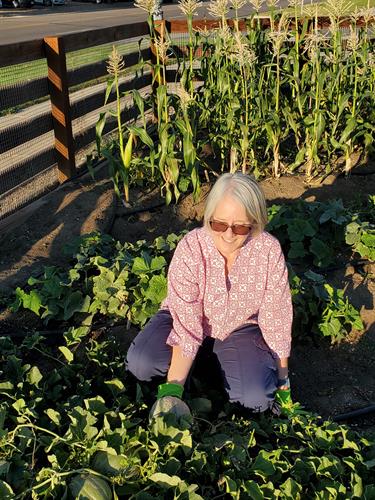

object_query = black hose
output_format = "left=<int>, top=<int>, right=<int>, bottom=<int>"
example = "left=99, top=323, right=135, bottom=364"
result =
left=332, top=404, right=375, bottom=422
left=117, top=200, right=165, bottom=217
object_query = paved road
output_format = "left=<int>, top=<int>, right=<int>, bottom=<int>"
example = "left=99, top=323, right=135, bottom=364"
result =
left=0, top=0, right=297, bottom=45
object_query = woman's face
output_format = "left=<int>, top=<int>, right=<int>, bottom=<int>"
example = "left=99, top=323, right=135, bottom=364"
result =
left=209, top=195, right=252, bottom=258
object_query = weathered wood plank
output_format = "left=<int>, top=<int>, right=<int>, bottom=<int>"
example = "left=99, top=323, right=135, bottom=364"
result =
left=0, top=112, right=54, bottom=155
left=166, top=16, right=368, bottom=32
left=0, top=148, right=56, bottom=197
left=0, top=40, right=44, bottom=68
left=63, top=22, right=149, bottom=53
left=0, top=77, right=49, bottom=113
left=167, top=19, right=252, bottom=32
left=68, top=48, right=151, bottom=88
left=70, top=73, right=152, bottom=120
left=44, top=36, right=76, bottom=182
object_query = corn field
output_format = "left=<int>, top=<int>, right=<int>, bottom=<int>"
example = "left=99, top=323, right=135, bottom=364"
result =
left=97, top=0, right=375, bottom=204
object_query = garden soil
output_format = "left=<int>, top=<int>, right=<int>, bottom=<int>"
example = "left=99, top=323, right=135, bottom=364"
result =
left=0, top=162, right=375, bottom=430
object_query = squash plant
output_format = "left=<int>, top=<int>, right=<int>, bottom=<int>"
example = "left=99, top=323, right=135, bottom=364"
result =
left=10, top=198, right=373, bottom=347
left=0, top=333, right=374, bottom=498
left=11, top=232, right=185, bottom=347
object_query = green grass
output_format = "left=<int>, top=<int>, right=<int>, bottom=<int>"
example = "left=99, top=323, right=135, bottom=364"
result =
left=0, top=38, right=148, bottom=88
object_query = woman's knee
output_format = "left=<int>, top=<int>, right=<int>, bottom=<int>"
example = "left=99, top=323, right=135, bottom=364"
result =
left=126, top=339, right=158, bottom=381
left=125, top=311, right=173, bottom=381
left=228, top=384, right=274, bottom=412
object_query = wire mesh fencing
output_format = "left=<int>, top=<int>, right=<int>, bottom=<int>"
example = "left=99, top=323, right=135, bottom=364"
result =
left=0, top=57, right=58, bottom=221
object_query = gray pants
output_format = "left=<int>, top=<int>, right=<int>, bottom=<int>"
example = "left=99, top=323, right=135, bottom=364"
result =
left=126, top=309, right=278, bottom=412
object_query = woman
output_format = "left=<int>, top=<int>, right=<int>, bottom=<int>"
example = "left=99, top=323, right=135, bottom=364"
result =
left=126, top=172, right=293, bottom=415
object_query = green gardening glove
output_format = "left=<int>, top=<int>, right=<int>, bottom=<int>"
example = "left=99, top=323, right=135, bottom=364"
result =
left=149, top=382, right=192, bottom=422
left=274, top=388, right=307, bottom=417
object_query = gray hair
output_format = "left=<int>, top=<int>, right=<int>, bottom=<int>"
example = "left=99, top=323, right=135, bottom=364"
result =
left=203, top=173, right=268, bottom=235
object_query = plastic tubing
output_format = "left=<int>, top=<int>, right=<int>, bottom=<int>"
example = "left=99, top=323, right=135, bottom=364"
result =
left=332, top=404, right=375, bottom=422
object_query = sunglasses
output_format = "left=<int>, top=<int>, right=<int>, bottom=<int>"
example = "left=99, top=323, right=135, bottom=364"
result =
left=209, top=220, right=252, bottom=235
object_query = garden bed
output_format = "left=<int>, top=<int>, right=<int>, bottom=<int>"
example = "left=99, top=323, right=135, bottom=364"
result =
left=0, top=162, right=374, bottom=430
left=1, top=159, right=375, bottom=497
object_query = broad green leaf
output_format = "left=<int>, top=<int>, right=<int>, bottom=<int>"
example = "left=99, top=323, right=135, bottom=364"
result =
left=26, top=366, right=43, bottom=387
left=62, top=291, right=86, bottom=320
left=304, top=270, right=325, bottom=283
left=59, top=346, right=74, bottom=363
left=132, top=257, right=150, bottom=274
left=280, top=478, right=302, bottom=499
left=250, top=451, right=276, bottom=478
left=222, top=476, right=237, bottom=494
left=319, top=200, right=347, bottom=225
left=104, top=378, right=125, bottom=395
left=363, top=485, right=375, bottom=499
left=144, top=275, right=167, bottom=304
left=351, top=472, right=363, bottom=498
left=361, top=233, right=375, bottom=248
left=149, top=473, right=181, bottom=488
left=150, top=256, right=167, bottom=272
left=319, top=317, right=343, bottom=341
left=341, top=429, right=360, bottom=451
left=355, top=242, right=372, bottom=258
left=0, top=382, right=14, bottom=394
left=363, top=458, right=375, bottom=469
left=12, top=398, right=26, bottom=413
left=84, top=396, right=108, bottom=415
left=15, top=288, right=43, bottom=316
left=189, top=398, right=212, bottom=415
left=291, top=458, right=315, bottom=484
left=309, top=238, right=334, bottom=267
left=287, top=219, right=316, bottom=241
left=288, top=242, right=306, bottom=259
left=316, top=454, right=344, bottom=478
left=242, top=480, right=264, bottom=500
left=0, top=461, right=10, bottom=476
left=45, top=408, right=61, bottom=426
left=0, top=480, right=14, bottom=499
left=159, top=457, right=181, bottom=476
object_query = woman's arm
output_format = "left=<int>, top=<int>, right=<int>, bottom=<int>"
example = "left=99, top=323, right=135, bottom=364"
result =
left=276, top=357, right=289, bottom=389
left=167, top=345, right=196, bottom=385
left=258, top=238, right=293, bottom=362
left=165, top=234, right=204, bottom=359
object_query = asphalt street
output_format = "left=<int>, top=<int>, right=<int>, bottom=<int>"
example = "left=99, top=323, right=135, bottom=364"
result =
left=0, top=0, right=300, bottom=45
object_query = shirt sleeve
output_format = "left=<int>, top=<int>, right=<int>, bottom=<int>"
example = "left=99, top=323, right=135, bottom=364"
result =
left=258, top=238, right=293, bottom=359
left=165, top=235, right=204, bottom=359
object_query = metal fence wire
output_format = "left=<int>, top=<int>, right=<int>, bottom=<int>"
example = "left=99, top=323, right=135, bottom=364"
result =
left=0, top=58, right=58, bottom=221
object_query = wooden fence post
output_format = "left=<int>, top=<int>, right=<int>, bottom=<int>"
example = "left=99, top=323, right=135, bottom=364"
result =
left=44, top=36, right=76, bottom=183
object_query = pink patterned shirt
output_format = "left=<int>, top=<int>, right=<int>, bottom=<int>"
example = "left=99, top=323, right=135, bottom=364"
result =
left=161, top=227, right=293, bottom=360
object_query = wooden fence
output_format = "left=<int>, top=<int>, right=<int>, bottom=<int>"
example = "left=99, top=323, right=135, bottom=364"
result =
left=0, top=22, right=152, bottom=220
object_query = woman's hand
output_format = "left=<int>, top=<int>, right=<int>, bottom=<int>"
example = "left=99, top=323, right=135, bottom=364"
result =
left=149, top=382, right=192, bottom=422
left=276, top=357, right=289, bottom=382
